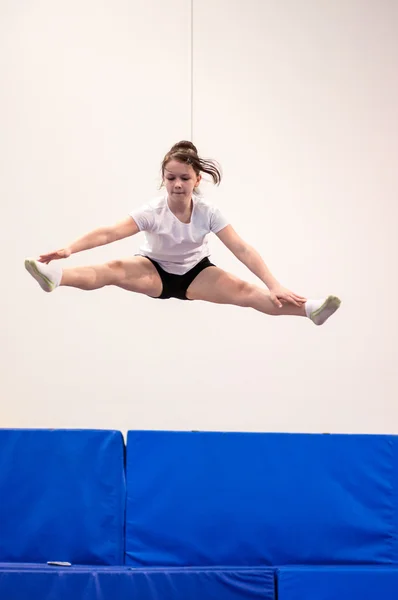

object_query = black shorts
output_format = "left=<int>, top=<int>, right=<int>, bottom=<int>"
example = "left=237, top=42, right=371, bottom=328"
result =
left=144, top=256, right=216, bottom=300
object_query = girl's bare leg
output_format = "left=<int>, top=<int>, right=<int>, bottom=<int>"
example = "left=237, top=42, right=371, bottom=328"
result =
left=25, top=257, right=163, bottom=298
left=186, top=267, right=340, bottom=324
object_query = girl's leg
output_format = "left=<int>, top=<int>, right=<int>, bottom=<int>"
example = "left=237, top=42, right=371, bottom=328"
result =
left=186, top=267, right=340, bottom=325
left=25, top=257, right=163, bottom=298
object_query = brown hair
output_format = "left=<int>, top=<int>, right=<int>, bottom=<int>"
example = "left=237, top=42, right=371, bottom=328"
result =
left=161, top=141, right=222, bottom=186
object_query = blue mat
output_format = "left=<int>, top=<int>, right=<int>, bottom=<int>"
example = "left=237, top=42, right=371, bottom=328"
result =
left=0, top=429, right=125, bottom=565
left=125, top=431, right=398, bottom=566
left=276, top=566, right=398, bottom=600
left=0, top=564, right=275, bottom=600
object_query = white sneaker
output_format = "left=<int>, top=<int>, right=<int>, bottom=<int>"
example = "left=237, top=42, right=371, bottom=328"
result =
left=309, top=295, right=341, bottom=326
left=24, top=258, right=62, bottom=292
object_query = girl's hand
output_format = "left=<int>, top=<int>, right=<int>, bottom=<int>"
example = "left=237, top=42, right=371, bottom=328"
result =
left=38, top=248, right=71, bottom=264
left=269, top=285, right=307, bottom=308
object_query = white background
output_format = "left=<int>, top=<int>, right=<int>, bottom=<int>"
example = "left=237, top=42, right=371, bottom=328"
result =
left=1, top=0, right=397, bottom=433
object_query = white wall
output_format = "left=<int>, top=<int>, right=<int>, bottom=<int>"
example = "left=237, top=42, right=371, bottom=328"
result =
left=1, top=0, right=397, bottom=433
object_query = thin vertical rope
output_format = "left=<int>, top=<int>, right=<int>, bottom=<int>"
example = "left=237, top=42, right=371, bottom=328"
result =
left=190, top=0, right=194, bottom=142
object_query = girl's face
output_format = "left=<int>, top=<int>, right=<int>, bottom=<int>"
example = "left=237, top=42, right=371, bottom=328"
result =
left=163, top=159, right=201, bottom=201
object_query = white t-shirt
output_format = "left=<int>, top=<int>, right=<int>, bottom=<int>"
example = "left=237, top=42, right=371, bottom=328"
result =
left=129, top=194, right=228, bottom=275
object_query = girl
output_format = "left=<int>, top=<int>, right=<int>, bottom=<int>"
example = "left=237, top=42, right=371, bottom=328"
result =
left=25, top=141, right=341, bottom=325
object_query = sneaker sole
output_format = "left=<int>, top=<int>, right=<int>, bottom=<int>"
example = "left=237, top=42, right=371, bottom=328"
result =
left=24, top=259, right=55, bottom=292
left=311, top=295, right=341, bottom=326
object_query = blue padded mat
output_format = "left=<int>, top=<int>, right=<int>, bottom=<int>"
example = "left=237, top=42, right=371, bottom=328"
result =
left=276, top=566, right=398, bottom=600
left=0, top=429, right=125, bottom=564
left=125, top=431, right=398, bottom=566
left=0, top=564, right=275, bottom=600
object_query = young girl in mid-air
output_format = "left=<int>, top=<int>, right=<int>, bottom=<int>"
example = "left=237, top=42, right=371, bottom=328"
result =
left=25, top=141, right=341, bottom=325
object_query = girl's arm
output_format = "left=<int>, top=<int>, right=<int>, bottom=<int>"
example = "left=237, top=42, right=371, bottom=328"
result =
left=39, top=217, right=139, bottom=263
left=216, top=225, right=306, bottom=306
